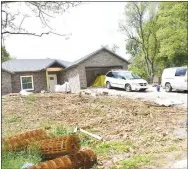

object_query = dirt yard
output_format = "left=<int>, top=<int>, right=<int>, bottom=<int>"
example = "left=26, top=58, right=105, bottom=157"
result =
left=2, top=93, right=187, bottom=169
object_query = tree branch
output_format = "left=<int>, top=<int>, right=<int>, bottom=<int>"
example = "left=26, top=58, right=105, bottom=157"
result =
left=2, top=31, right=66, bottom=37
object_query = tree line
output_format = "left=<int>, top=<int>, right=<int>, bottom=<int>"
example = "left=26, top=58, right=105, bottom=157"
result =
left=120, top=2, right=188, bottom=82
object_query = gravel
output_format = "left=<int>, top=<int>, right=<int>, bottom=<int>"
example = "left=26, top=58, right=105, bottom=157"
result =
left=82, top=85, right=187, bottom=109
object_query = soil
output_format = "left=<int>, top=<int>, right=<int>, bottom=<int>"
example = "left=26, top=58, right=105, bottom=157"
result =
left=2, top=93, right=187, bottom=168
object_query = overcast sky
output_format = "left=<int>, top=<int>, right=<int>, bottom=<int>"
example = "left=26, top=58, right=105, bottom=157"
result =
left=4, top=2, right=130, bottom=62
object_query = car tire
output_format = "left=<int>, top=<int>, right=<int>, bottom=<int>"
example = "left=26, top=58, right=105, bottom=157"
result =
left=106, top=82, right=111, bottom=89
left=165, top=83, right=172, bottom=92
left=125, top=84, right=132, bottom=92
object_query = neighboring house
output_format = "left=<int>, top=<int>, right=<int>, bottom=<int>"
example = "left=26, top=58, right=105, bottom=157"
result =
left=2, top=47, right=129, bottom=94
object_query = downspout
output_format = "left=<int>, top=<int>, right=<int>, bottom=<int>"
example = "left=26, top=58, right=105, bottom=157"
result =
left=46, top=70, right=49, bottom=90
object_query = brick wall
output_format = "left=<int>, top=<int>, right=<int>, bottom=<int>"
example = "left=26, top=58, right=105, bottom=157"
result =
left=60, top=50, right=129, bottom=92
left=2, top=70, right=12, bottom=95
left=11, top=71, right=47, bottom=93
left=77, top=50, right=129, bottom=89
left=60, top=67, right=80, bottom=93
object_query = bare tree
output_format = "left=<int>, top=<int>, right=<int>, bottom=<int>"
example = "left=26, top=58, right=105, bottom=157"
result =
left=1, top=1, right=81, bottom=39
left=101, top=44, right=119, bottom=54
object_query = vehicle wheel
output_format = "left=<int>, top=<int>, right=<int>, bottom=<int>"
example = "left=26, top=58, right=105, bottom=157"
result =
left=106, top=82, right=111, bottom=89
left=139, top=89, right=146, bottom=92
left=165, top=83, right=172, bottom=92
left=125, top=84, right=132, bottom=92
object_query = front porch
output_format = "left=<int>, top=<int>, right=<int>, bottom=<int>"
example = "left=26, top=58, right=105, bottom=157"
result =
left=45, top=62, right=65, bottom=92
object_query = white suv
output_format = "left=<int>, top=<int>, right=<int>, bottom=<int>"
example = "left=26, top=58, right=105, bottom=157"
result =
left=105, top=70, right=148, bottom=92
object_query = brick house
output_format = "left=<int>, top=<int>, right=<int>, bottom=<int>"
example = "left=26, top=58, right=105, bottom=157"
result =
left=2, top=47, right=129, bottom=95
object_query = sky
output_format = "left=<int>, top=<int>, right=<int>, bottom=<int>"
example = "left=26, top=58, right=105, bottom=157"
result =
left=4, top=2, right=131, bottom=63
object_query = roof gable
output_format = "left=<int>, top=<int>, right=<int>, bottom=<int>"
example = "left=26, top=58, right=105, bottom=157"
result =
left=66, top=47, right=130, bottom=69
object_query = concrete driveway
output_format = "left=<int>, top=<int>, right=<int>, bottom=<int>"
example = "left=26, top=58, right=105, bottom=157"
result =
left=82, top=85, right=187, bottom=109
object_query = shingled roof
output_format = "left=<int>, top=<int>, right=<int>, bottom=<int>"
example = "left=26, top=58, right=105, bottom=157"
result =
left=2, top=59, right=72, bottom=73
left=2, top=47, right=129, bottom=73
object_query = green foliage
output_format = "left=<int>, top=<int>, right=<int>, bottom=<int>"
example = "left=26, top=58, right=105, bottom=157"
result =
left=2, top=145, right=41, bottom=169
left=26, top=94, right=36, bottom=103
left=128, top=56, right=149, bottom=82
left=119, top=155, right=152, bottom=169
left=7, top=116, right=22, bottom=123
left=2, top=46, right=11, bottom=62
left=51, top=125, right=73, bottom=138
left=93, top=141, right=136, bottom=156
left=123, top=2, right=188, bottom=80
left=156, top=2, right=188, bottom=66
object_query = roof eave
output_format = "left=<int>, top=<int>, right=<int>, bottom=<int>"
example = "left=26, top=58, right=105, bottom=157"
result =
left=43, top=60, right=67, bottom=70
left=2, top=68, right=14, bottom=74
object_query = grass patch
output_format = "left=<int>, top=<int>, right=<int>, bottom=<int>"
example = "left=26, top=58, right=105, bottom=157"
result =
left=7, top=116, right=22, bottom=123
left=2, top=144, right=41, bottom=169
left=119, top=155, right=152, bottom=169
left=26, top=94, right=36, bottom=103
left=94, top=141, right=136, bottom=155
left=153, top=145, right=179, bottom=153
left=2, top=125, right=73, bottom=169
left=51, top=125, right=73, bottom=138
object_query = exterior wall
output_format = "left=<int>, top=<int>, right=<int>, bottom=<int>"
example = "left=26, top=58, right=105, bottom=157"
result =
left=60, top=67, right=80, bottom=93
left=77, top=50, right=129, bottom=88
left=11, top=71, right=47, bottom=93
left=2, top=71, right=12, bottom=95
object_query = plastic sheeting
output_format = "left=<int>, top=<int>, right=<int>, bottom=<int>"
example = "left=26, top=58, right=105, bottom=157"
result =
left=55, top=82, right=71, bottom=93
left=20, top=90, right=32, bottom=96
left=91, top=75, right=105, bottom=87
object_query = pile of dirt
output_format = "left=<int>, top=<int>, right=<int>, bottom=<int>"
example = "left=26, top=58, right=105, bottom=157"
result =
left=2, top=93, right=187, bottom=168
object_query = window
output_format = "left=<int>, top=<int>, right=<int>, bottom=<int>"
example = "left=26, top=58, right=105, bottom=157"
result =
left=50, top=77, right=54, bottom=80
left=175, top=68, right=187, bottom=76
left=112, top=72, right=119, bottom=78
left=119, top=72, right=141, bottom=79
left=106, top=72, right=113, bottom=77
left=20, top=76, right=34, bottom=90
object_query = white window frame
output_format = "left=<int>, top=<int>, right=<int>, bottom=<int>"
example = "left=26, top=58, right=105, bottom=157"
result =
left=20, top=75, right=34, bottom=91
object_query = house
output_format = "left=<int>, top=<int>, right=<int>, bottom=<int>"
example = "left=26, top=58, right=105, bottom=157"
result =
left=2, top=47, right=129, bottom=95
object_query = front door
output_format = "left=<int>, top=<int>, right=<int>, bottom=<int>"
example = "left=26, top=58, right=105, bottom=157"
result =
left=48, top=74, right=57, bottom=92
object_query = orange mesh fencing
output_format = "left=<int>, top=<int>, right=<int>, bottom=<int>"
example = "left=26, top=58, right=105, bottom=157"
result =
left=3, top=129, right=49, bottom=151
left=40, top=134, right=81, bottom=159
left=27, top=149, right=97, bottom=169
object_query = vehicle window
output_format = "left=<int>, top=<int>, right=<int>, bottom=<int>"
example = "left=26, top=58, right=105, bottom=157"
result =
left=112, top=72, right=118, bottom=78
left=116, top=73, right=125, bottom=79
left=106, top=72, right=113, bottom=77
left=121, top=72, right=141, bottom=79
left=175, top=68, right=187, bottom=76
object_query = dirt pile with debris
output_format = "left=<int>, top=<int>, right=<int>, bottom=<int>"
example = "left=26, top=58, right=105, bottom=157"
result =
left=2, top=93, right=187, bottom=168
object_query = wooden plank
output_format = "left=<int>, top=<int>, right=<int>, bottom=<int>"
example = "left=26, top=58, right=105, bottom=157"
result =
left=46, top=68, right=63, bottom=71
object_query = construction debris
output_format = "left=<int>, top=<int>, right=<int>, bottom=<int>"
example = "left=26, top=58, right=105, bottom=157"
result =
left=27, top=149, right=97, bottom=169
left=3, top=129, right=49, bottom=151
left=91, top=75, right=105, bottom=87
left=40, top=134, right=81, bottom=159
left=74, top=127, right=102, bottom=140
left=20, top=90, right=32, bottom=96
left=55, top=82, right=71, bottom=93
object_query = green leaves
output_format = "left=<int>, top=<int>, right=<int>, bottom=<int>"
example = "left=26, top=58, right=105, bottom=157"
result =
left=123, top=2, right=188, bottom=81
left=2, top=46, right=11, bottom=62
left=156, top=2, right=188, bottom=66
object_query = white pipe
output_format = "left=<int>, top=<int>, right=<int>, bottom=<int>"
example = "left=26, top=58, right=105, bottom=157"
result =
left=79, top=128, right=102, bottom=140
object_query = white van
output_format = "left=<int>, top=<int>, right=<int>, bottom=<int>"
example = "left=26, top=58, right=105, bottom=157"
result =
left=161, top=67, right=187, bottom=92
left=105, top=70, right=148, bottom=92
